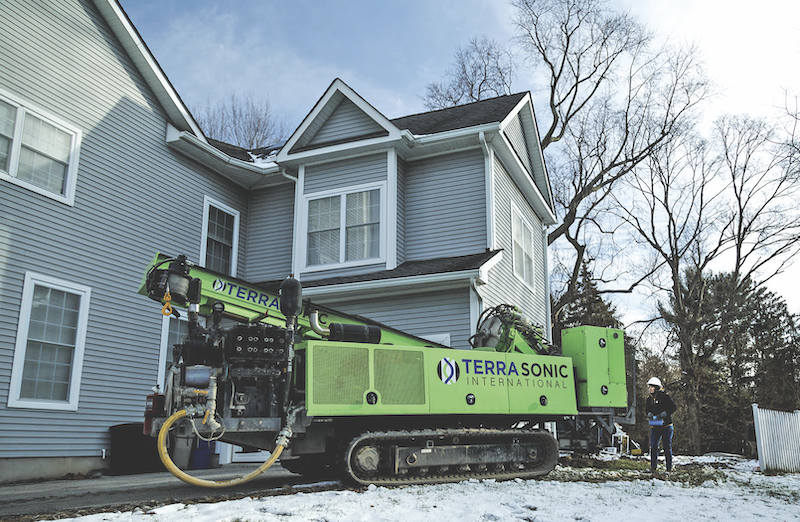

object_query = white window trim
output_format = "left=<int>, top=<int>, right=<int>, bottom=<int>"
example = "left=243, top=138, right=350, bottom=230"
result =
left=298, top=180, right=388, bottom=274
left=7, top=272, right=91, bottom=411
left=200, top=196, right=240, bottom=277
left=158, top=314, right=185, bottom=391
left=0, top=88, right=82, bottom=206
left=511, top=203, right=536, bottom=293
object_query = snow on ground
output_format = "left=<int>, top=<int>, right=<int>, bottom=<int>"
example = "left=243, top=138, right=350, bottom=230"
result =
left=48, top=455, right=800, bottom=522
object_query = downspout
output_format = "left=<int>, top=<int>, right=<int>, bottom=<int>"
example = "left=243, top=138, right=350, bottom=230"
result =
left=543, top=224, right=552, bottom=343
left=469, top=277, right=484, bottom=337
left=479, top=131, right=495, bottom=250
left=281, top=168, right=298, bottom=183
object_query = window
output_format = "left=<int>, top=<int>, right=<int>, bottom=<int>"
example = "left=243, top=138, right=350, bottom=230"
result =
left=512, top=206, right=535, bottom=290
left=200, top=196, right=240, bottom=276
left=306, top=186, right=382, bottom=268
left=8, top=273, right=91, bottom=411
left=0, top=91, right=82, bottom=205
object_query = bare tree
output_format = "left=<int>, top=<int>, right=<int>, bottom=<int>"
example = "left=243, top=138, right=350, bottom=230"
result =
left=511, top=0, right=653, bottom=148
left=193, top=92, right=289, bottom=149
left=608, top=134, right=722, bottom=452
left=611, top=115, right=800, bottom=453
left=714, top=114, right=800, bottom=284
left=513, top=0, right=710, bottom=320
left=423, top=37, right=516, bottom=110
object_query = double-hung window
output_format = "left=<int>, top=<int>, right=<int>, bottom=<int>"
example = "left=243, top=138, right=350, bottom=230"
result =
left=512, top=206, right=535, bottom=291
left=201, top=196, right=240, bottom=276
left=0, top=91, right=82, bottom=205
left=8, top=273, right=91, bottom=411
left=306, top=186, right=382, bottom=268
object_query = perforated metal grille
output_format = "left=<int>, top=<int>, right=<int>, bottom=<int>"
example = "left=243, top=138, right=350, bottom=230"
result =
left=375, top=349, right=425, bottom=405
left=312, top=344, right=369, bottom=404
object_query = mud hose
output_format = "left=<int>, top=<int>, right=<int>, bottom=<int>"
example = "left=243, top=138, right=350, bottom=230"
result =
left=157, top=409, right=290, bottom=488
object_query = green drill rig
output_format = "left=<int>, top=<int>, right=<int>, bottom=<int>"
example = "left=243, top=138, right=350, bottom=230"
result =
left=140, top=254, right=631, bottom=487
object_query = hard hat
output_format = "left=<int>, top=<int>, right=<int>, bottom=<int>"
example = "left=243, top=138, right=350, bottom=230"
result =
left=647, top=377, right=662, bottom=388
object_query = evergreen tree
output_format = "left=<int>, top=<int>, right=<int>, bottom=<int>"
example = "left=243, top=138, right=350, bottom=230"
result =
left=552, top=262, right=621, bottom=343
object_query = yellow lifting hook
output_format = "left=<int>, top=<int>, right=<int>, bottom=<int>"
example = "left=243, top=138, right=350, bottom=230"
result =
left=161, top=290, right=173, bottom=316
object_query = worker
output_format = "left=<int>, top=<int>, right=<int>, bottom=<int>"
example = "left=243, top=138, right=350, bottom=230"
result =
left=646, top=377, right=677, bottom=473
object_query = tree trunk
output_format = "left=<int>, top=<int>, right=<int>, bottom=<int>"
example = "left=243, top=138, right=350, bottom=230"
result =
left=679, top=345, right=702, bottom=454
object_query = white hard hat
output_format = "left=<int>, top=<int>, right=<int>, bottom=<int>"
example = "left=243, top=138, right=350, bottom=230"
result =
left=647, top=377, right=662, bottom=388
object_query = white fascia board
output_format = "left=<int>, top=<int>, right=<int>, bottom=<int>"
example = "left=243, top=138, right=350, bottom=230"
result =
left=497, top=132, right=557, bottom=225
left=499, top=93, right=555, bottom=212
left=412, top=122, right=500, bottom=144
left=499, top=92, right=533, bottom=130
left=166, top=124, right=280, bottom=183
left=93, top=0, right=207, bottom=142
left=277, top=134, right=401, bottom=165
left=477, top=250, right=503, bottom=284
left=303, top=269, right=482, bottom=298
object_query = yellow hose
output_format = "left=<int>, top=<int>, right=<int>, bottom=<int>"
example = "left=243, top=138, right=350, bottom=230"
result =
left=157, top=409, right=287, bottom=488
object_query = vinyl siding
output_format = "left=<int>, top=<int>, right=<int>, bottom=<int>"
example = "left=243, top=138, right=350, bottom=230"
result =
left=315, top=287, right=473, bottom=350
left=306, top=97, right=387, bottom=147
left=404, top=149, right=486, bottom=260
left=0, top=0, right=247, bottom=459
left=246, top=182, right=295, bottom=282
left=504, top=113, right=533, bottom=175
left=304, top=153, right=387, bottom=194
left=480, top=157, right=548, bottom=329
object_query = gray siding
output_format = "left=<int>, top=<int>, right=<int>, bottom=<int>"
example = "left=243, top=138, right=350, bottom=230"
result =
left=304, top=153, right=387, bottom=194
left=0, top=0, right=247, bottom=459
left=246, top=182, right=295, bottom=282
left=404, top=149, right=486, bottom=260
left=316, top=287, right=473, bottom=349
left=307, top=97, right=387, bottom=147
left=504, top=113, right=533, bottom=175
left=480, top=158, right=548, bottom=329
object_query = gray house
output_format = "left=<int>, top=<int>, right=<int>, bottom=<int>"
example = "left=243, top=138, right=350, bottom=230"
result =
left=0, top=0, right=555, bottom=482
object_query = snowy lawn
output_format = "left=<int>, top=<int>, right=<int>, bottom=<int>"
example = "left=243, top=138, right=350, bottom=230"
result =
left=48, top=455, right=800, bottom=522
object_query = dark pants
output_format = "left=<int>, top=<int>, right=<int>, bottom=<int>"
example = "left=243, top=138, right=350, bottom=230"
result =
left=650, top=425, right=674, bottom=471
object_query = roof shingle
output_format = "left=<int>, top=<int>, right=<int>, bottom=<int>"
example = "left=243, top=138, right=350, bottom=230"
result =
left=390, top=93, right=527, bottom=135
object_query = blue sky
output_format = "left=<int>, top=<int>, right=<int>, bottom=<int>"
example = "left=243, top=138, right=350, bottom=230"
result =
left=122, top=0, right=516, bottom=126
left=122, top=0, right=800, bottom=129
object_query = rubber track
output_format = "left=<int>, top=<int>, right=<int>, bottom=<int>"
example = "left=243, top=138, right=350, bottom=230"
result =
left=344, top=428, right=559, bottom=486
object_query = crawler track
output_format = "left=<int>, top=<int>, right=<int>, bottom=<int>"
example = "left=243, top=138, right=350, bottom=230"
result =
left=344, top=428, right=559, bottom=486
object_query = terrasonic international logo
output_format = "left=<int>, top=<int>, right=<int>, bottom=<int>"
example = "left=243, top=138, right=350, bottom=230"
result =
left=211, top=278, right=281, bottom=310
left=437, top=357, right=460, bottom=385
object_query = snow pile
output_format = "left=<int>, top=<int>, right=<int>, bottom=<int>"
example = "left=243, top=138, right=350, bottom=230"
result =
left=45, top=455, right=800, bottom=522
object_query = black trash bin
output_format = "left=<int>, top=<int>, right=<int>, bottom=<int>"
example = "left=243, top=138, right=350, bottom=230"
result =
left=109, top=423, right=165, bottom=475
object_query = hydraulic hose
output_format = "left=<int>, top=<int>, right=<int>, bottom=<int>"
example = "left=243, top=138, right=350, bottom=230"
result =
left=156, top=409, right=290, bottom=488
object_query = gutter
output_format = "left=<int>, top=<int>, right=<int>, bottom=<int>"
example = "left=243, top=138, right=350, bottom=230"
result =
left=304, top=251, right=503, bottom=298
left=165, top=124, right=280, bottom=181
left=413, top=123, right=500, bottom=144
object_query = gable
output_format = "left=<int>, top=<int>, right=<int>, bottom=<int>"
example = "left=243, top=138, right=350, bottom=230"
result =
left=293, top=95, right=388, bottom=151
left=281, top=79, right=398, bottom=160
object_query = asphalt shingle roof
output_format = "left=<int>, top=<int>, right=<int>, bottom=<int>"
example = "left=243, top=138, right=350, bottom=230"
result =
left=256, top=250, right=502, bottom=292
left=389, top=93, right=527, bottom=135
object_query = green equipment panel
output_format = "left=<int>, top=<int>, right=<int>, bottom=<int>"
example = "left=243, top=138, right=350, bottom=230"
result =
left=560, top=326, right=627, bottom=409
left=305, top=341, right=578, bottom=417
